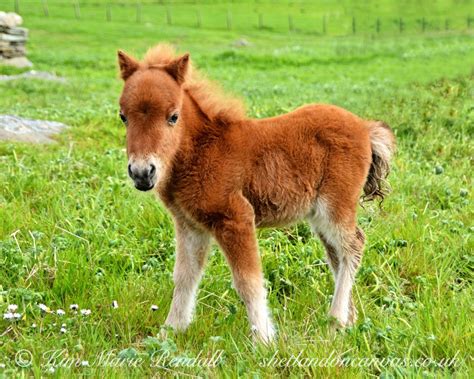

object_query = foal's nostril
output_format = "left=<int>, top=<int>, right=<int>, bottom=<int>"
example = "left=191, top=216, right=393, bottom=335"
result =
left=127, top=164, right=133, bottom=178
left=149, top=164, right=156, bottom=176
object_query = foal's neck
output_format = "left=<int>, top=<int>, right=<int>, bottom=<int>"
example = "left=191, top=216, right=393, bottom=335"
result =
left=182, top=90, right=211, bottom=132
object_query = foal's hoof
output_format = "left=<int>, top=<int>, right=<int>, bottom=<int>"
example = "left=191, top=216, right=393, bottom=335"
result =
left=329, top=317, right=346, bottom=331
left=159, top=325, right=174, bottom=340
left=328, top=314, right=352, bottom=332
left=251, top=325, right=276, bottom=346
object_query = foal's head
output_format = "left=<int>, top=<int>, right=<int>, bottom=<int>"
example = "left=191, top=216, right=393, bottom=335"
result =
left=117, top=49, right=190, bottom=191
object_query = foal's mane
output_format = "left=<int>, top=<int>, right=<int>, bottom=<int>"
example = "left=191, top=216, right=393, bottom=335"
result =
left=144, top=44, right=246, bottom=124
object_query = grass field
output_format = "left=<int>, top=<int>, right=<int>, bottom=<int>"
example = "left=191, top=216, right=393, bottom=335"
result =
left=0, top=0, right=473, bottom=377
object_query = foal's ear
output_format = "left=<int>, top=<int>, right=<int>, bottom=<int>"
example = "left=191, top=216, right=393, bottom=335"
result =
left=117, top=50, right=139, bottom=80
left=164, top=53, right=190, bottom=85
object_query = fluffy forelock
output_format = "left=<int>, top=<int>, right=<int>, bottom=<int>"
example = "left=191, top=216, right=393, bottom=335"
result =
left=142, top=43, right=246, bottom=123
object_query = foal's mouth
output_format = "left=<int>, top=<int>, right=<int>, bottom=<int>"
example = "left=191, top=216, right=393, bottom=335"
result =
left=134, top=182, right=155, bottom=192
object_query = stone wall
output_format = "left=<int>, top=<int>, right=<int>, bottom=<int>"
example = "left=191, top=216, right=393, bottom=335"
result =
left=0, top=11, right=31, bottom=67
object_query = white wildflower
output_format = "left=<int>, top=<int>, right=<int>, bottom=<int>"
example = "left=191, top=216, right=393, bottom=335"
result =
left=31, top=323, right=37, bottom=328
left=7, top=304, right=18, bottom=312
left=70, top=304, right=79, bottom=311
left=0, top=363, right=5, bottom=369
left=112, top=300, right=118, bottom=309
left=56, top=309, right=65, bottom=316
left=60, top=327, right=67, bottom=334
left=3, top=312, right=21, bottom=320
left=38, top=303, right=50, bottom=312
left=81, top=360, right=89, bottom=367
left=80, top=309, right=91, bottom=316
left=47, top=366, right=55, bottom=373
left=150, top=305, right=159, bottom=311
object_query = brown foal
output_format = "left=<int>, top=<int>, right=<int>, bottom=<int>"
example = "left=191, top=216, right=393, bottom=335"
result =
left=117, top=44, right=395, bottom=343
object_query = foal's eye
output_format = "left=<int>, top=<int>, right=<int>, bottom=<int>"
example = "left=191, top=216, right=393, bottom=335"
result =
left=168, top=112, right=179, bottom=126
left=119, top=111, right=127, bottom=125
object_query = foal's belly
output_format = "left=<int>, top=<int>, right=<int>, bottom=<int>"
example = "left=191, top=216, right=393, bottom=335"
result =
left=244, top=147, right=323, bottom=228
left=245, top=187, right=316, bottom=228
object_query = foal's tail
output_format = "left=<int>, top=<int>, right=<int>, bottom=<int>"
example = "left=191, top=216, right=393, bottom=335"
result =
left=363, top=121, right=396, bottom=203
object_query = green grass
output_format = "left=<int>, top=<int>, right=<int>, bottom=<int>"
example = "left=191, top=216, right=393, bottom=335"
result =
left=0, top=1, right=473, bottom=377
left=1, top=0, right=473, bottom=36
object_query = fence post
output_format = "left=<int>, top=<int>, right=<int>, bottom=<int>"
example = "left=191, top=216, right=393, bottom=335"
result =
left=196, top=10, right=201, bottom=28
left=322, top=15, right=326, bottom=34
left=258, top=13, right=263, bottom=29
left=14, top=0, right=19, bottom=14
left=227, top=10, right=232, bottom=30
left=398, top=17, right=404, bottom=33
left=42, top=0, right=49, bottom=17
left=74, top=2, right=80, bottom=19
left=106, top=4, right=111, bottom=22
left=166, top=8, right=172, bottom=25
left=136, top=3, right=141, bottom=23
left=352, top=16, right=356, bottom=34
left=288, top=15, right=293, bottom=32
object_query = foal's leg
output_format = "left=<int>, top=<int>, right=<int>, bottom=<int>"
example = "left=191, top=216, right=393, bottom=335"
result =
left=330, top=226, right=364, bottom=326
left=317, top=234, right=358, bottom=325
left=309, top=198, right=365, bottom=327
left=212, top=195, right=275, bottom=343
left=165, top=220, right=211, bottom=331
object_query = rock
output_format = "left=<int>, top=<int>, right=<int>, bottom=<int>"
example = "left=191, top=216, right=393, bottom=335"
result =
left=0, top=12, right=23, bottom=28
left=0, top=33, right=27, bottom=42
left=0, top=12, right=29, bottom=65
left=233, top=38, right=252, bottom=47
left=0, top=70, right=66, bottom=82
left=0, top=26, right=27, bottom=35
left=0, top=115, right=68, bottom=143
left=0, top=56, right=32, bottom=68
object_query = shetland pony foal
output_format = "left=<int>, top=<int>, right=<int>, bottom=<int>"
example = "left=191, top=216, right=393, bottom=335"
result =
left=117, top=44, right=395, bottom=343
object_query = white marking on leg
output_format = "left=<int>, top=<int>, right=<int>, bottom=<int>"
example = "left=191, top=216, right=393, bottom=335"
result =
left=235, top=277, right=275, bottom=343
left=247, top=291, right=275, bottom=343
left=329, top=257, right=354, bottom=325
left=165, top=226, right=210, bottom=331
left=307, top=196, right=355, bottom=326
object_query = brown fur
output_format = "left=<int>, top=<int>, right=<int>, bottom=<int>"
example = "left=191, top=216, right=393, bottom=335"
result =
left=117, top=44, right=395, bottom=342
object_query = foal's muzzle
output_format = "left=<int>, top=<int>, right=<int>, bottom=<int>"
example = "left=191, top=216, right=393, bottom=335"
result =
left=128, top=162, right=156, bottom=191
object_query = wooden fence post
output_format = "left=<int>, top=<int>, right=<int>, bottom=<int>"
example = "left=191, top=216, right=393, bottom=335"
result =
left=42, top=0, right=49, bottom=17
left=196, top=10, right=201, bottom=28
left=74, top=2, right=80, bottom=19
left=106, top=4, right=111, bottom=22
left=227, top=10, right=232, bottom=30
left=398, top=17, right=404, bottom=33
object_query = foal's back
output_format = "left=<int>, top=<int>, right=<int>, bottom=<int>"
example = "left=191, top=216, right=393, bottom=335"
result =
left=240, top=104, right=372, bottom=227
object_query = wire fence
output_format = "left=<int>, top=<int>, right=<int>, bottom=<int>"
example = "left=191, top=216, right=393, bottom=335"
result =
left=2, top=0, right=473, bottom=36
